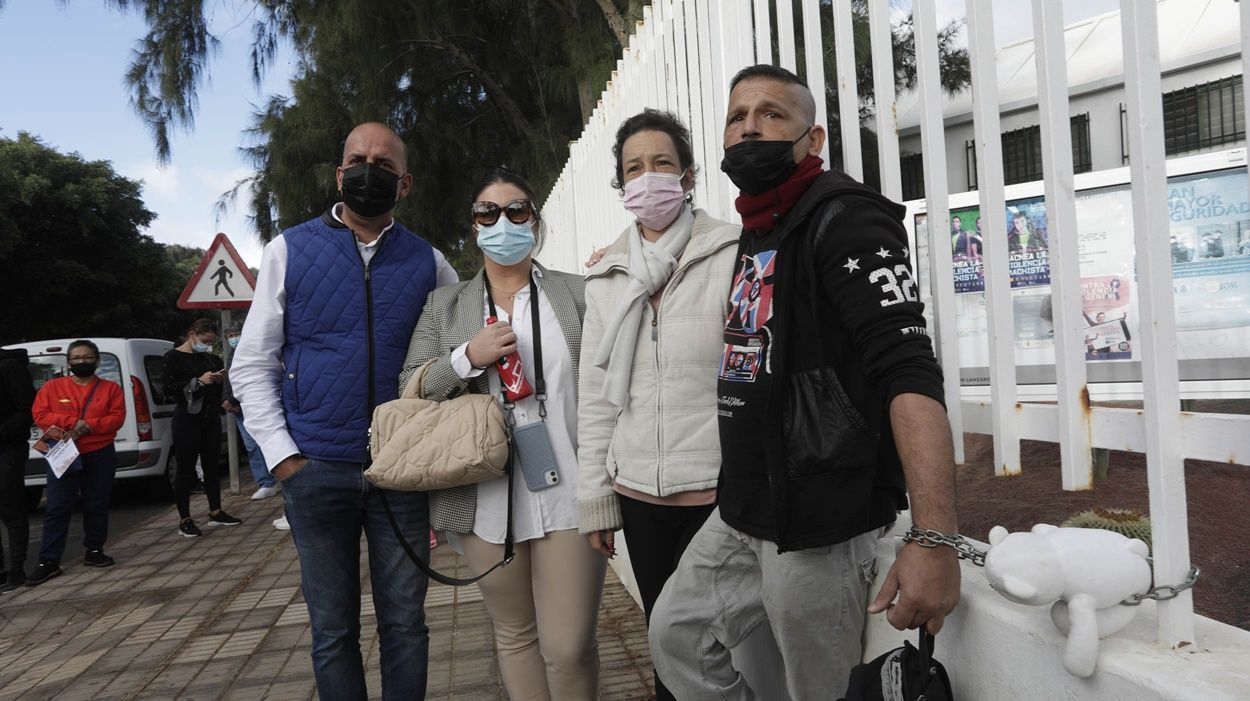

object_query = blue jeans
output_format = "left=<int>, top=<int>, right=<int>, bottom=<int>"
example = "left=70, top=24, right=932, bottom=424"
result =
left=40, top=444, right=116, bottom=563
left=281, top=458, right=431, bottom=701
left=236, top=416, right=273, bottom=488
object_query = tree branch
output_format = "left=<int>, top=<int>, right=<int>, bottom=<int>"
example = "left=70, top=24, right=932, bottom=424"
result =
left=400, top=37, right=540, bottom=141
left=593, top=0, right=629, bottom=48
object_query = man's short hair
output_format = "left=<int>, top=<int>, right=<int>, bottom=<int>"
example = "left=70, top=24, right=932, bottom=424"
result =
left=729, top=64, right=818, bottom=124
left=67, top=340, right=99, bottom=359
left=341, top=122, right=408, bottom=169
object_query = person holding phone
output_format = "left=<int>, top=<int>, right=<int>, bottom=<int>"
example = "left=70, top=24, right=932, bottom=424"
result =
left=399, top=167, right=603, bottom=700
left=161, top=318, right=241, bottom=538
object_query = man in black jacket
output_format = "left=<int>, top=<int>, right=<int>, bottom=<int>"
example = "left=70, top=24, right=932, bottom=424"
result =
left=650, top=65, right=961, bottom=698
left=0, top=348, right=35, bottom=593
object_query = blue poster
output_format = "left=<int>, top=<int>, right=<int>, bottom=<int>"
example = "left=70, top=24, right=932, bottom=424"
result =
left=1006, top=197, right=1051, bottom=288
left=1168, top=169, right=1250, bottom=330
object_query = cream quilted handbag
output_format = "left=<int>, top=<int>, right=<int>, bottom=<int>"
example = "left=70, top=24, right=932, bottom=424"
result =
left=366, top=359, right=510, bottom=491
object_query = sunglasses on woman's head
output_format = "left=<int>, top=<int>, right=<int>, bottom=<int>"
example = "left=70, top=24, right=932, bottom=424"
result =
left=472, top=199, right=534, bottom=227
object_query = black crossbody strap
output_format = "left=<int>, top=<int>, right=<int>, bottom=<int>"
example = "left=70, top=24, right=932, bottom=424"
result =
left=529, top=276, right=545, bottom=401
left=78, top=378, right=104, bottom=421
left=377, top=437, right=516, bottom=587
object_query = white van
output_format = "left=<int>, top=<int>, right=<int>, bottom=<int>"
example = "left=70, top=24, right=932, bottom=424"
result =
left=4, top=338, right=177, bottom=506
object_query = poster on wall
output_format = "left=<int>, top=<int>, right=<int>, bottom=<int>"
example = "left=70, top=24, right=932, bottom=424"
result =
left=1079, top=276, right=1132, bottom=359
left=1006, top=197, right=1051, bottom=288
left=1167, top=169, right=1250, bottom=337
left=909, top=162, right=1250, bottom=389
left=1012, top=292, right=1053, bottom=346
left=1073, top=184, right=1137, bottom=361
left=949, top=207, right=984, bottom=293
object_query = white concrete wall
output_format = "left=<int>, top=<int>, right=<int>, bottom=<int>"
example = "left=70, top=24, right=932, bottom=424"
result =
left=864, top=520, right=1250, bottom=700
left=897, top=55, right=1244, bottom=194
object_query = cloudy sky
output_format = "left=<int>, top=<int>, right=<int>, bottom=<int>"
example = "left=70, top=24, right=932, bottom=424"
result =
left=0, top=0, right=295, bottom=269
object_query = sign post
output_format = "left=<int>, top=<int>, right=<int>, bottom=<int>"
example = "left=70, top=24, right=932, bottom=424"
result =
left=177, top=233, right=258, bottom=496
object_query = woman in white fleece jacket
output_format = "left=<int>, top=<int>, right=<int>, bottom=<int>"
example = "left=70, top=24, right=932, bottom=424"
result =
left=577, top=109, right=739, bottom=701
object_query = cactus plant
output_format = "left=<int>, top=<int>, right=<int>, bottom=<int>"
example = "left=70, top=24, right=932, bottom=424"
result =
left=1061, top=507, right=1153, bottom=551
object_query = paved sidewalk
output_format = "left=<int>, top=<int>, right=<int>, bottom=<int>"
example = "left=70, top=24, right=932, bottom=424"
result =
left=0, top=484, right=654, bottom=700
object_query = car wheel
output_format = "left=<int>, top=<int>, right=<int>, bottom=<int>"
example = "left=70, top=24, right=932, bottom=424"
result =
left=25, top=486, right=43, bottom=511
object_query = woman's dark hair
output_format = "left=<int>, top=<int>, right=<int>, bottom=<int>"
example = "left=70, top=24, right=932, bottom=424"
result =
left=471, top=166, right=546, bottom=251
left=187, top=318, right=219, bottom=337
left=67, top=339, right=99, bottom=359
left=611, top=109, right=698, bottom=190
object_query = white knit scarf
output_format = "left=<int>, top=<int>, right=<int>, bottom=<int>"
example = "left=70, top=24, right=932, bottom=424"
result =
left=593, top=205, right=695, bottom=407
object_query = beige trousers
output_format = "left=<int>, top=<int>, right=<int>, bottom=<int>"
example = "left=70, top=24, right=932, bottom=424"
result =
left=460, top=528, right=608, bottom=701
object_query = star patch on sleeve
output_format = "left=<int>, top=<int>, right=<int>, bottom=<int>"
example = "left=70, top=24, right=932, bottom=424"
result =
left=843, top=257, right=860, bottom=273
left=876, top=246, right=892, bottom=258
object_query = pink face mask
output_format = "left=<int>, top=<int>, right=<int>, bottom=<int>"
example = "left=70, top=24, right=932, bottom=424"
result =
left=622, top=171, right=687, bottom=230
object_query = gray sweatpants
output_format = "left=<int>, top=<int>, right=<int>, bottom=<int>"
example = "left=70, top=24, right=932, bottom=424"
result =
left=649, top=507, right=883, bottom=700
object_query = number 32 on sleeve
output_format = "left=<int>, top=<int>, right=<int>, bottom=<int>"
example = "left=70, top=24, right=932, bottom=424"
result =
left=868, top=265, right=918, bottom=307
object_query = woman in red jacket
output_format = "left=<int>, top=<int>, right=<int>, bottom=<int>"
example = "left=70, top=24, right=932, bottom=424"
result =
left=27, top=340, right=126, bottom=586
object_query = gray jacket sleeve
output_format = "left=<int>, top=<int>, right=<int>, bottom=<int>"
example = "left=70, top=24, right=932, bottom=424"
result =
left=398, top=289, right=475, bottom=402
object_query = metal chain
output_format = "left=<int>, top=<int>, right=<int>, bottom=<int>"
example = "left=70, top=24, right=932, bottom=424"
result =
left=899, top=527, right=1201, bottom=607
left=900, top=527, right=988, bottom=567
left=1121, top=565, right=1201, bottom=606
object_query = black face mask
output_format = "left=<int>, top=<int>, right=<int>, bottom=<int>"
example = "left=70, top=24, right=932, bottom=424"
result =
left=720, top=127, right=812, bottom=196
left=69, top=363, right=97, bottom=378
left=340, top=163, right=401, bottom=218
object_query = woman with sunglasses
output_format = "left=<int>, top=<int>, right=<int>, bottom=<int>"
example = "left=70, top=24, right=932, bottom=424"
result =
left=400, top=167, right=602, bottom=700
left=576, top=109, right=740, bottom=701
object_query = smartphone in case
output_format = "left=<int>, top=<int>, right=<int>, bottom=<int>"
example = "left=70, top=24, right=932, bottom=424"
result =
left=512, top=421, right=560, bottom=492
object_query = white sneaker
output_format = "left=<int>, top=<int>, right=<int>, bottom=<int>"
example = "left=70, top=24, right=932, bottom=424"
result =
left=251, top=486, right=279, bottom=500
left=272, top=515, right=290, bottom=531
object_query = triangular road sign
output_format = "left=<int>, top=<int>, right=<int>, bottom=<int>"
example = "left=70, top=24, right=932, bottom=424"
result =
left=177, top=233, right=258, bottom=309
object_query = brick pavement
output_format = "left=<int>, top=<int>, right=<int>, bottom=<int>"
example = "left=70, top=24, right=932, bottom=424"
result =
left=0, top=483, right=654, bottom=700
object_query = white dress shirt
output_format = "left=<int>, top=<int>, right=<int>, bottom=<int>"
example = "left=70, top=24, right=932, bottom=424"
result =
left=231, top=205, right=459, bottom=470
left=447, top=267, right=580, bottom=545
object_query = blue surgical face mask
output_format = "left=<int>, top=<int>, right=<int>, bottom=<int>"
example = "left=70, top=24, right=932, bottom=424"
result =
left=226, top=337, right=240, bottom=349
left=476, top=219, right=535, bottom=266
left=192, top=335, right=213, bottom=353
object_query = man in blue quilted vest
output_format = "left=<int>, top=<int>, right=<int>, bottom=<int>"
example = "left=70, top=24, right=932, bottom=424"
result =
left=232, top=122, right=459, bottom=700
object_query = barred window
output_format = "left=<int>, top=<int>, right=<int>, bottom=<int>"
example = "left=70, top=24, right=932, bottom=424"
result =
left=1162, top=75, right=1244, bottom=155
left=1000, top=125, right=1042, bottom=185
left=967, top=114, right=1092, bottom=188
left=901, top=152, right=924, bottom=200
left=1070, top=113, right=1092, bottom=173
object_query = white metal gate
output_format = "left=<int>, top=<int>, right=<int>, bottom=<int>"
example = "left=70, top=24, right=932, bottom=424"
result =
left=542, top=0, right=1250, bottom=650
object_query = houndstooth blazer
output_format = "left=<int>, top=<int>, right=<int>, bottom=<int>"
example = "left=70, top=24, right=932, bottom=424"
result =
left=398, top=262, right=586, bottom=533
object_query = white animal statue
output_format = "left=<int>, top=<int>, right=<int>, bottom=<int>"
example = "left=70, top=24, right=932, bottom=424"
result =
left=984, top=523, right=1152, bottom=678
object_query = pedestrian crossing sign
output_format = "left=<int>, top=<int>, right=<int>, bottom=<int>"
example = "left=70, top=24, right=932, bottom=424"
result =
left=177, top=233, right=257, bottom=309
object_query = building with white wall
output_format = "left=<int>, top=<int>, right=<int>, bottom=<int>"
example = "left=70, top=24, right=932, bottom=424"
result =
left=896, top=0, right=1243, bottom=200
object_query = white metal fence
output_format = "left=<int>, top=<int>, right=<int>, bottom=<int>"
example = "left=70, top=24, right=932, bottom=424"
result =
left=541, top=0, right=1250, bottom=650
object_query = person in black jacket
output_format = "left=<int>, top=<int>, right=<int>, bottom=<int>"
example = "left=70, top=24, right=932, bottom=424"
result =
left=649, top=64, right=962, bottom=699
left=161, top=319, right=241, bottom=537
left=0, top=348, right=35, bottom=593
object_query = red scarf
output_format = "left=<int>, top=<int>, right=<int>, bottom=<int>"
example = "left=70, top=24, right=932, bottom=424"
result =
left=734, top=155, right=825, bottom=231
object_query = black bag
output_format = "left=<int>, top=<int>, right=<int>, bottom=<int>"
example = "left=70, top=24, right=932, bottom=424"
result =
left=838, top=629, right=954, bottom=701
